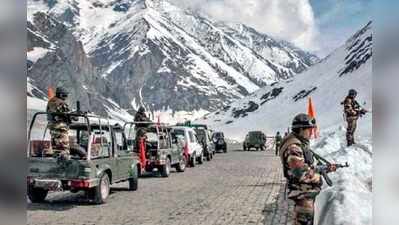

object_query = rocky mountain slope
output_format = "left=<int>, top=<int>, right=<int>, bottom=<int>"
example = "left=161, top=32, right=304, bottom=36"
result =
left=27, top=0, right=318, bottom=120
left=197, top=21, right=372, bottom=140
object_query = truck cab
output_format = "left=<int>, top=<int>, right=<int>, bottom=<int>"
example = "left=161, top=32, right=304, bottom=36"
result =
left=27, top=112, right=139, bottom=204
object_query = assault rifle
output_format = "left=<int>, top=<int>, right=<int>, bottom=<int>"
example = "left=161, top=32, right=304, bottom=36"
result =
left=310, top=150, right=349, bottom=186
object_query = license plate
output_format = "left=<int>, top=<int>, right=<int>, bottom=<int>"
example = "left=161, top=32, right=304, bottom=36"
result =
left=34, top=179, right=62, bottom=191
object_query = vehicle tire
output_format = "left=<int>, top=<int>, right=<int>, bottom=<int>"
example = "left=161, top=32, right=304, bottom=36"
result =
left=176, top=156, right=186, bottom=172
left=198, top=152, right=204, bottom=164
left=190, top=154, right=196, bottom=167
left=91, top=173, right=110, bottom=204
left=243, top=145, right=246, bottom=151
left=128, top=176, right=138, bottom=191
left=160, top=158, right=171, bottom=177
left=28, top=186, right=48, bottom=203
left=223, top=146, right=227, bottom=153
left=261, top=146, right=265, bottom=151
left=256, top=147, right=259, bottom=151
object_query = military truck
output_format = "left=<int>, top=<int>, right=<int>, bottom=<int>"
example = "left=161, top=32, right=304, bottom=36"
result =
left=243, top=131, right=267, bottom=151
left=124, top=122, right=186, bottom=177
left=27, top=112, right=139, bottom=204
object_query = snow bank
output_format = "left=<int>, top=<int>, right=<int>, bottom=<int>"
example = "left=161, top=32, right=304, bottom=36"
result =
left=314, top=116, right=372, bottom=225
left=27, top=47, right=49, bottom=63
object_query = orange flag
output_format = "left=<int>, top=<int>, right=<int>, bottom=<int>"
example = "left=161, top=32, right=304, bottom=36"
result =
left=48, top=86, right=55, bottom=99
left=307, top=97, right=319, bottom=138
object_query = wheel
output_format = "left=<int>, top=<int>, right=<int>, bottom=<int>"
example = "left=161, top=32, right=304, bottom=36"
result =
left=198, top=152, right=204, bottom=164
left=261, top=146, right=265, bottom=151
left=176, top=156, right=186, bottom=172
left=223, top=146, right=227, bottom=153
left=160, top=158, right=171, bottom=177
left=91, top=173, right=110, bottom=204
left=243, top=145, right=246, bottom=151
left=28, top=186, right=48, bottom=203
left=190, top=154, right=196, bottom=167
left=256, top=147, right=259, bottom=151
left=128, top=176, right=138, bottom=191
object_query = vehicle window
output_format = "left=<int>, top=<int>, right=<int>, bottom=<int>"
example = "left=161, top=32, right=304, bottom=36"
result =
left=115, top=132, right=125, bottom=152
left=91, top=129, right=111, bottom=159
left=189, top=131, right=195, bottom=143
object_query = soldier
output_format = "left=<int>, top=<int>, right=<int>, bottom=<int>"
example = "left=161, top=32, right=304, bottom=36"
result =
left=134, top=106, right=151, bottom=149
left=342, top=89, right=368, bottom=146
left=46, top=87, right=71, bottom=159
left=275, top=131, right=282, bottom=156
left=279, top=113, right=336, bottom=225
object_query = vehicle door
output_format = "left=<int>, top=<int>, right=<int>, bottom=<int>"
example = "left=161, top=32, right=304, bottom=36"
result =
left=90, top=127, right=116, bottom=181
left=189, top=130, right=202, bottom=155
left=114, top=129, right=133, bottom=180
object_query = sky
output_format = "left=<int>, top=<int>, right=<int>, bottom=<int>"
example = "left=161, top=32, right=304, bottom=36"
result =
left=171, top=0, right=372, bottom=57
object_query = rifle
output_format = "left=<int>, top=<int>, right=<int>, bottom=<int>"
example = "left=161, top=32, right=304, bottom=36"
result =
left=310, top=149, right=349, bottom=186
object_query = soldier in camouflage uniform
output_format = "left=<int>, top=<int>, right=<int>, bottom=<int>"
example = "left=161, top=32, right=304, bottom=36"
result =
left=279, top=114, right=336, bottom=225
left=46, top=87, right=71, bottom=159
left=134, top=106, right=151, bottom=149
left=275, top=131, right=282, bottom=156
left=342, top=89, right=367, bottom=146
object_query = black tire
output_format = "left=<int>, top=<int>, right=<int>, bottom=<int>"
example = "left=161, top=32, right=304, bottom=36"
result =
left=223, top=147, right=227, bottom=153
left=261, top=146, right=265, bottom=151
left=160, top=158, right=171, bottom=177
left=128, top=177, right=138, bottom=191
left=190, top=154, right=196, bottom=167
left=176, top=156, right=186, bottom=172
left=243, top=145, right=246, bottom=151
left=198, top=152, right=204, bottom=164
left=91, top=173, right=110, bottom=204
left=28, top=186, right=48, bottom=203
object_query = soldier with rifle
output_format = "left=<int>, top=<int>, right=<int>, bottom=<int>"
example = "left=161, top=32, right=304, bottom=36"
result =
left=341, top=89, right=368, bottom=146
left=279, top=113, right=349, bottom=225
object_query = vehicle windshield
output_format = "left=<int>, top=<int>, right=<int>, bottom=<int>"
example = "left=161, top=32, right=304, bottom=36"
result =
left=195, top=129, right=206, bottom=142
left=249, top=132, right=264, bottom=138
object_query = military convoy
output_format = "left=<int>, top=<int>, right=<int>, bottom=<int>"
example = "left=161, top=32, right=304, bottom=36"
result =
left=27, top=113, right=226, bottom=204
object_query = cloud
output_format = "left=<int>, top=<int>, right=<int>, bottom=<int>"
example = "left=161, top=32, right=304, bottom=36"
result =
left=171, top=0, right=320, bottom=52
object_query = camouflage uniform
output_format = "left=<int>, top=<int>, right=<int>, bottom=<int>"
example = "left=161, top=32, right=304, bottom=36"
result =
left=46, top=96, right=71, bottom=156
left=280, top=133, right=322, bottom=225
left=275, top=132, right=282, bottom=156
left=342, top=96, right=361, bottom=146
left=134, top=108, right=151, bottom=149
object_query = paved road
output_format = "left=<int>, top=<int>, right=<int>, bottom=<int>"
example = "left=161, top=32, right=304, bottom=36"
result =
left=28, top=145, right=293, bottom=225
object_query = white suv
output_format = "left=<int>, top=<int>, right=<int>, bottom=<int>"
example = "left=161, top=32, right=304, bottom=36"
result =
left=171, top=126, right=204, bottom=167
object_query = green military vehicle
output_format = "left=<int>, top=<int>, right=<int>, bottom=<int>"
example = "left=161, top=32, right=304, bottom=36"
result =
left=27, top=112, right=139, bottom=204
left=243, top=131, right=267, bottom=151
left=124, top=122, right=186, bottom=177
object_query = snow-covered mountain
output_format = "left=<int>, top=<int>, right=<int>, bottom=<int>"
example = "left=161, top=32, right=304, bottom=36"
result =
left=197, top=21, right=372, bottom=140
left=27, top=0, right=317, bottom=121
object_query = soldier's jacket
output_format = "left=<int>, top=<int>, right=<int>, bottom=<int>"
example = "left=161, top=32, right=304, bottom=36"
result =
left=46, top=96, right=71, bottom=125
left=279, top=133, right=322, bottom=200
left=275, top=134, right=283, bottom=145
left=342, top=96, right=362, bottom=118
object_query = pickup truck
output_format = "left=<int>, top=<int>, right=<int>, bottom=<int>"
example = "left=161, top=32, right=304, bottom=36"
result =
left=27, top=112, right=139, bottom=204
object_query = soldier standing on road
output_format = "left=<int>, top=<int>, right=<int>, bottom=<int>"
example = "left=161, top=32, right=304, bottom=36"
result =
left=342, top=89, right=368, bottom=146
left=279, top=113, right=336, bottom=225
left=46, top=87, right=72, bottom=159
left=275, top=131, right=282, bottom=156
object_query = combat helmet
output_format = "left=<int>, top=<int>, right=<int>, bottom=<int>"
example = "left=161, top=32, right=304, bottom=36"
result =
left=348, top=89, right=357, bottom=97
left=55, top=87, right=69, bottom=100
left=291, top=113, right=316, bottom=129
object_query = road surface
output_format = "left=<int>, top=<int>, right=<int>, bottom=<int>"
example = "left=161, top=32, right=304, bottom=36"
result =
left=28, top=144, right=293, bottom=225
